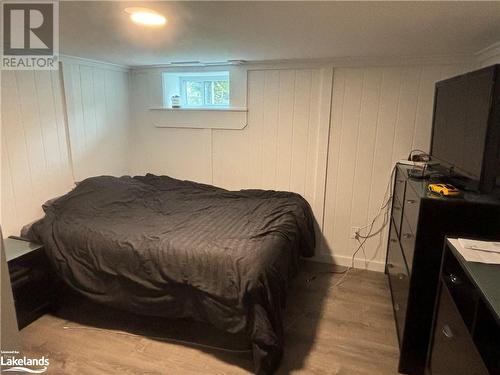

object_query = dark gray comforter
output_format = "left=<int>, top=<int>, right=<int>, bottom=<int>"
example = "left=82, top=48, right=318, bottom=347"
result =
left=27, top=174, right=315, bottom=374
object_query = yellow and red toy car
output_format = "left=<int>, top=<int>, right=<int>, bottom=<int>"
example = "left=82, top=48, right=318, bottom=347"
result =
left=427, top=183, right=460, bottom=197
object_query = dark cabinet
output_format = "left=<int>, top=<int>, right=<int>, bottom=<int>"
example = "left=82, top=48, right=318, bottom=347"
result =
left=4, top=237, right=55, bottom=329
left=428, top=284, right=488, bottom=375
left=386, top=163, right=500, bottom=374
left=426, top=240, right=499, bottom=375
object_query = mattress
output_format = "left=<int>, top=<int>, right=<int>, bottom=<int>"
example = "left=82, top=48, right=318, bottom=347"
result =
left=27, top=174, right=316, bottom=374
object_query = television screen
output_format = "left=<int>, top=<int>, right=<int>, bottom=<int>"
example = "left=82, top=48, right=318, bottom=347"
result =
left=430, top=69, right=494, bottom=180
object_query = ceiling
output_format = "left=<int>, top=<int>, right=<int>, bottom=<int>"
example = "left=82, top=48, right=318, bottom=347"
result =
left=60, top=1, right=500, bottom=67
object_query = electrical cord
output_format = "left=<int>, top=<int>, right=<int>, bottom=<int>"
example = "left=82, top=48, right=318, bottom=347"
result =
left=330, top=206, right=379, bottom=288
left=288, top=225, right=375, bottom=331
left=305, top=267, right=348, bottom=283
left=62, top=324, right=252, bottom=354
left=406, top=149, right=437, bottom=179
left=306, top=164, right=397, bottom=288
left=407, top=149, right=430, bottom=162
left=354, top=166, right=396, bottom=242
left=288, top=172, right=396, bottom=330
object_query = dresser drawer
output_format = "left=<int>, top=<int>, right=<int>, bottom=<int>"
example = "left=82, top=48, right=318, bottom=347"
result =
left=392, top=197, right=403, bottom=236
left=429, top=284, right=488, bottom=375
left=387, top=224, right=410, bottom=344
left=394, top=169, right=406, bottom=206
left=400, top=217, right=416, bottom=272
left=403, top=183, right=421, bottom=232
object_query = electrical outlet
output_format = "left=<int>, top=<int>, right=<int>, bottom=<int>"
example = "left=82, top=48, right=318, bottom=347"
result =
left=350, top=226, right=360, bottom=239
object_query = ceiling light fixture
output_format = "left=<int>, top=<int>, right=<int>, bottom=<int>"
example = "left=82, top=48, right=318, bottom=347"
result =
left=125, top=7, right=167, bottom=27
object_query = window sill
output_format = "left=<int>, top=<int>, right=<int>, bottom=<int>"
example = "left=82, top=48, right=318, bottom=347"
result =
left=148, top=107, right=248, bottom=130
left=149, top=106, right=247, bottom=112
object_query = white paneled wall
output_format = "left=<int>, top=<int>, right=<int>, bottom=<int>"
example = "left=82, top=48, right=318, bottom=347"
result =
left=130, top=62, right=473, bottom=269
left=1, top=70, right=73, bottom=236
left=321, top=63, right=471, bottom=270
left=130, top=70, right=213, bottom=184
left=62, top=59, right=131, bottom=181
left=1, top=58, right=131, bottom=236
left=130, top=67, right=333, bottom=228
left=213, top=68, right=332, bottom=226
left=1, top=56, right=477, bottom=268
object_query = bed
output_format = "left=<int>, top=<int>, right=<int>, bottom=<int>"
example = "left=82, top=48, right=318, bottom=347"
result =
left=26, top=174, right=316, bottom=374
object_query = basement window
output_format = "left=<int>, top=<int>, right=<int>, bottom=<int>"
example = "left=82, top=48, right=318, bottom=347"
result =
left=163, top=71, right=230, bottom=109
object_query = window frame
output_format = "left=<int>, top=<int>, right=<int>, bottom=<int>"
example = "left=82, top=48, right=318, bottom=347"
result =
left=178, top=74, right=230, bottom=108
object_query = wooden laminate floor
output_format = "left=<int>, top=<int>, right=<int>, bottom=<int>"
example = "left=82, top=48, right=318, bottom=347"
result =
left=20, top=261, right=400, bottom=374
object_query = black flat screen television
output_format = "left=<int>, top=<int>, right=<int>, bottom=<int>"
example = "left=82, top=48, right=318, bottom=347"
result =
left=430, top=65, right=500, bottom=192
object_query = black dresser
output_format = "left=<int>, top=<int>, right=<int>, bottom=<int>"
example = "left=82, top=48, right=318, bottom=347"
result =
left=426, top=238, right=499, bottom=375
left=386, top=163, right=500, bottom=374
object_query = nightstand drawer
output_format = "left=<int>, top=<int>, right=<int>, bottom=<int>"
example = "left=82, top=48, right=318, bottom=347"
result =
left=429, top=284, right=488, bottom=375
left=9, top=263, right=49, bottom=289
left=9, top=264, right=32, bottom=288
left=5, top=238, right=54, bottom=329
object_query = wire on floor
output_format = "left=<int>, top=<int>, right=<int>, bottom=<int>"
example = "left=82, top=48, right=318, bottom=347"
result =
left=62, top=324, right=252, bottom=354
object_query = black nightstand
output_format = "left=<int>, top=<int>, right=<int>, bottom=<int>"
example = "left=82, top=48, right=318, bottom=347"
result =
left=4, top=237, right=55, bottom=329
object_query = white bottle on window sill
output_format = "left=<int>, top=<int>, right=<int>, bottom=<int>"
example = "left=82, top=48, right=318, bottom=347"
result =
left=171, top=95, right=181, bottom=108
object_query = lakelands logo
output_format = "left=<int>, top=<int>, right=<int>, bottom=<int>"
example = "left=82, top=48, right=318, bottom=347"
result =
left=1, top=1, right=59, bottom=70
left=1, top=351, right=49, bottom=373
